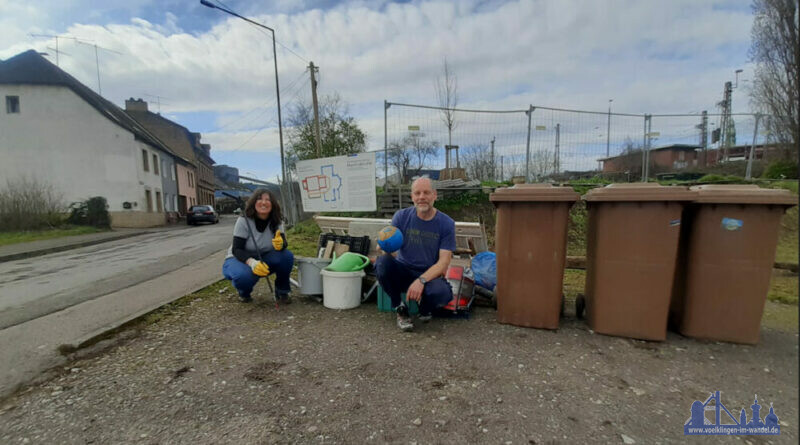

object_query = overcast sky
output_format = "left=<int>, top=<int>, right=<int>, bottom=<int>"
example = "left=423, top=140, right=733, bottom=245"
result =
left=1, top=0, right=758, bottom=180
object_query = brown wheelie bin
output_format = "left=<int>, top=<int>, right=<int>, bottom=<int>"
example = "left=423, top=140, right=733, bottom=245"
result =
left=490, top=184, right=579, bottom=329
left=578, top=183, right=694, bottom=341
left=669, top=185, right=797, bottom=344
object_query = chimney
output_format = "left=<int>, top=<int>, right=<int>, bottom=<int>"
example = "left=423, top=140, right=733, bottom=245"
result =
left=125, top=98, right=148, bottom=112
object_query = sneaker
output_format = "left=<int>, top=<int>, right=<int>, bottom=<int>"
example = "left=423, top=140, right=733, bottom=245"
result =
left=396, top=304, right=414, bottom=332
left=239, top=293, right=252, bottom=303
left=418, top=313, right=433, bottom=323
left=278, top=292, right=292, bottom=304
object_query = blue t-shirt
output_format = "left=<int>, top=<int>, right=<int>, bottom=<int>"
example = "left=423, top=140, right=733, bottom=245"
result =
left=392, top=207, right=457, bottom=271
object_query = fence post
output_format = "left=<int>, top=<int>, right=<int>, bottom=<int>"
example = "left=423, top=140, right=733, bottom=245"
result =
left=641, top=114, right=648, bottom=181
left=524, top=105, right=533, bottom=182
left=384, top=100, right=390, bottom=185
left=745, top=113, right=761, bottom=180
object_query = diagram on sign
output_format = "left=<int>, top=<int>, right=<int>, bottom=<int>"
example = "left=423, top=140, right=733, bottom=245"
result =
left=302, top=164, right=342, bottom=202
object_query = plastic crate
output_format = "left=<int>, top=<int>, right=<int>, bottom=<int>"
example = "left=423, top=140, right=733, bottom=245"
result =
left=377, top=285, right=418, bottom=315
left=317, top=233, right=371, bottom=256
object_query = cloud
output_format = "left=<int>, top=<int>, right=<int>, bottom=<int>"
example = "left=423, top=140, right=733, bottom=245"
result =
left=1, top=0, right=757, bottom=174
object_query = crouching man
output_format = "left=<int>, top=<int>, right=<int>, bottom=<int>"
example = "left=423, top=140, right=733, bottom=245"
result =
left=376, top=177, right=456, bottom=331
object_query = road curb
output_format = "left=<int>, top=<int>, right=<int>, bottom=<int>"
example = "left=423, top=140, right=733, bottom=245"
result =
left=0, top=232, right=150, bottom=263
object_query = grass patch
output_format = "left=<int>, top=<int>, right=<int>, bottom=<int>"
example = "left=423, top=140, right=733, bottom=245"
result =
left=562, top=268, right=585, bottom=299
left=0, top=225, right=106, bottom=246
left=761, top=300, right=799, bottom=333
left=767, top=270, right=798, bottom=305
left=287, top=218, right=322, bottom=258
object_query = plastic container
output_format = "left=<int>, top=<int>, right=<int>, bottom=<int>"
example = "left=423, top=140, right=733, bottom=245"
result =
left=669, top=184, right=797, bottom=344
left=326, top=252, right=370, bottom=272
left=490, top=184, right=579, bottom=329
left=580, top=183, right=695, bottom=341
left=377, top=286, right=419, bottom=314
left=295, top=257, right=331, bottom=295
left=317, top=234, right=371, bottom=256
left=320, top=269, right=366, bottom=310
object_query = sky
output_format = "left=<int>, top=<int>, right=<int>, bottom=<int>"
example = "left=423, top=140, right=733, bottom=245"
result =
left=0, top=0, right=759, bottom=181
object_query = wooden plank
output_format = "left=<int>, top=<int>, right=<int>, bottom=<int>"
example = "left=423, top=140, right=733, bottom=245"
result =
left=334, top=243, right=350, bottom=257
left=322, top=240, right=335, bottom=259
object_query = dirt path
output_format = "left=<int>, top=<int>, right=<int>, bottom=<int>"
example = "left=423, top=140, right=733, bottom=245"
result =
left=1, top=282, right=797, bottom=444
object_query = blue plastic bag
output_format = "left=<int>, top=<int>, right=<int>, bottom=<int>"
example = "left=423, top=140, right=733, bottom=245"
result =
left=471, top=251, right=496, bottom=290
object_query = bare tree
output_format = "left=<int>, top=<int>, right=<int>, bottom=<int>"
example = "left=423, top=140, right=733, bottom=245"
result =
left=529, top=148, right=555, bottom=180
left=435, top=59, right=458, bottom=160
left=386, top=132, right=439, bottom=183
left=462, top=144, right=494, bottom=181
left=749, top=0, right=798, bottom=153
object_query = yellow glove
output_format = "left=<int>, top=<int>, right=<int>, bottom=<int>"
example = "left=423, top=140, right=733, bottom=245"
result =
left=250, top=260, right=270, bottom=277
left=272, top=229, right=284, bottom=251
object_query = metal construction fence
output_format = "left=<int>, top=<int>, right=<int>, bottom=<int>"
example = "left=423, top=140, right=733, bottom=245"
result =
left=381, top=101, right=775, bottom=184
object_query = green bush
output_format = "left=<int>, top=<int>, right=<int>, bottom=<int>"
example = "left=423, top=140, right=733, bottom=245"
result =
left=696, top=174, right=749, bottom=184
left=67, top=196, right=110, bottom=228
left=762, top=160, right=798, bottom=179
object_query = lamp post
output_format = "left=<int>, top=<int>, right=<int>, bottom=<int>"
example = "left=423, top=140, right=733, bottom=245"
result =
left=200, top=0, right=286, bottom=186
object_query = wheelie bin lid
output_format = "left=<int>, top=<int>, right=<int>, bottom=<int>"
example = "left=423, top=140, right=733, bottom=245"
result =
left=583, top=183, right=695, bottom=202
left=689, top=184, right=799, bottom=206
left=490, top=183, right=579, bottom=203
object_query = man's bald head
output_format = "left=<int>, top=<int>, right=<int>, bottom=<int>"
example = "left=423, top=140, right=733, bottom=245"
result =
left=411, top=177, right=434, bottom=193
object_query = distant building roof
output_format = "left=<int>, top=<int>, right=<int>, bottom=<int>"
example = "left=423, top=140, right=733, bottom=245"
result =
left=0, top=49, right=181, bottom=160
left=598, top=144, right=701, bottom=162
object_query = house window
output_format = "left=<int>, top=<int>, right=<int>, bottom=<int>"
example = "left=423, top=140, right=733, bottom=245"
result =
left=155, top=191, right=163, bottom=212
left=153, top=154, right=159, bottom=175
left=145, top=189, right=153, bottom=212
left=174, top=195, right=178, bottom=211
left=142, top=149, right=149, bottom=172
left=5, top=96, right=20, bottom=114
left=162, top=160, right=167, bottom=178
left=171, top=166, right=175, bottom=181
left=188, top=172, right=194, bottom=187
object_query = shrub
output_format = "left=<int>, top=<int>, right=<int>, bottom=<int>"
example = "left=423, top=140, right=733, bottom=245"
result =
left=68, top=196, right=111, bottom=228
left=0, top=177, right=65, bottom=231
left=762, top=159, right=798, bottom=179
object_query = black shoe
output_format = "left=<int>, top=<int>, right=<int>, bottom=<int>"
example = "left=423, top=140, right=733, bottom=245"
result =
left=275, top=291, right=291, bottom=304
left=239, top=294, right=252, bottom=303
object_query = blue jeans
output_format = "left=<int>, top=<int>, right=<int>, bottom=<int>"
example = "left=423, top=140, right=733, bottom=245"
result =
left=375, top=254, right=452, bottom=315
left=222, top=249, right=294, bottom=298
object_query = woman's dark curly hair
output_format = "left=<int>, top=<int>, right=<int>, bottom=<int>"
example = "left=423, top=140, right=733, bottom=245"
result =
left=244, top=188, right=282, bottom=232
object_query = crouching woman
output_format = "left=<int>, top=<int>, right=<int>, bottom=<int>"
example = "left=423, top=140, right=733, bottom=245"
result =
left=222, top=188, right=294, bottom=303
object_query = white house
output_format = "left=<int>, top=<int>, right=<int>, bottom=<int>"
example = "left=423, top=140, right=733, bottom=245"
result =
left=0, top=50, right=186, bottom=227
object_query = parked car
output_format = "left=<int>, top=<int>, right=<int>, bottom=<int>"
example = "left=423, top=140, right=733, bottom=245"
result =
left=187, top=205, right=219, bottom=225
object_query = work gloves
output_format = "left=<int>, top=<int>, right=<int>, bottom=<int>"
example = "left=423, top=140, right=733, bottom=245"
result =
left=249, top=260, right=270, bottom=277
left=272, top=229, right=284, bottom=251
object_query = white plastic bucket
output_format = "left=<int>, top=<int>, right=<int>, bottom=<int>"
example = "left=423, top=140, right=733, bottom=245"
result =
left=296, top=257, right=331, bottom=295
left=320, top=269, right=366, bottom=310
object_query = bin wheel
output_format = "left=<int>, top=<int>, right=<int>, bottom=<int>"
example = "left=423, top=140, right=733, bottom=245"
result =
left=490, top=294, right=497, bottom=309
left=575, top=294, right=586, bottom=319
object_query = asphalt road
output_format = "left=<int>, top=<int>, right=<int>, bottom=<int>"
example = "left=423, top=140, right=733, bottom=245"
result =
left=0, top=217, right=235, bottom=330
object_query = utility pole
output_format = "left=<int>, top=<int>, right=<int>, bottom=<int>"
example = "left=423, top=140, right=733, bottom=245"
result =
left=717, top=81, right=733, bottom=162
left=490, top=136, right=496, bottom=181
left=309, top=61, right=322, bottom=158
left=697, top=110, right=708, bottom=166
left=555, top=123, right=561, bottom=174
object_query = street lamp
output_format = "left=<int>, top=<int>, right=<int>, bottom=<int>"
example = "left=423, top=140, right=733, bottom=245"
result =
left=734, top=69, right=743, bottom=88
left=606, top=99, right=613, bottom=157
left=200, top=0, right=286, bottom=186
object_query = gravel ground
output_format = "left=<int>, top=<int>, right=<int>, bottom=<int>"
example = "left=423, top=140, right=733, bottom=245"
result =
left=0, top=280, right=797, bottom=445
